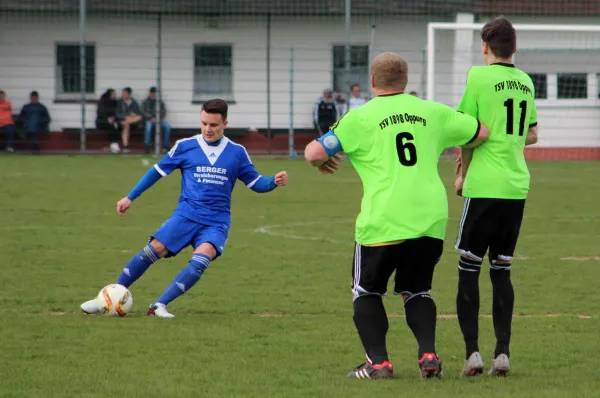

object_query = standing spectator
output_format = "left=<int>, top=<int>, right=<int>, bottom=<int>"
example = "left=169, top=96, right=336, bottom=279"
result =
left=345, top=84, right=368, bottom=113
left=116, top=87, right=142, bottom=153
left=18, top=91, right=50, bottom=154
left=96, top=89, right=121, bottom=153
left=313, top=88, right=341, bottom=136
left=142, top=87, right=171, bottom=154
left=0, top=90, right=16, bottom=152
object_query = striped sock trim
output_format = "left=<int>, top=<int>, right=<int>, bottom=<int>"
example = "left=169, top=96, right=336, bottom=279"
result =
left=143, top=245, right=160, bottom=263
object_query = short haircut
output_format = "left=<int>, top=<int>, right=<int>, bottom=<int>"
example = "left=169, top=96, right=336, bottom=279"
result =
left=481, top=16, right=516, bottom=59
left=202, top=99, right=228, bottom=121
left=123, top=87, right=132, bottom=94
left=370, top=52, right=408, bottom=91
left=30, top=91, right=39, bottom=97
left=0, top=90, right=4, bottom=96
left=351, top=84, right=360, bottom=90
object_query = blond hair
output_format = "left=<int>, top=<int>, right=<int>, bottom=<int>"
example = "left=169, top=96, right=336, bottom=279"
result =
left=370, top=52, right=408, bottom=91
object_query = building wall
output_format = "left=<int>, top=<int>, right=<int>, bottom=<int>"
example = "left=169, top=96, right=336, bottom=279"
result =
left=0, top=14, right=599, bottom=148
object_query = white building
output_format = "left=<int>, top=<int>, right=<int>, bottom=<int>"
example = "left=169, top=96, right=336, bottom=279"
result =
left=1, top=1, right=599, bottom=148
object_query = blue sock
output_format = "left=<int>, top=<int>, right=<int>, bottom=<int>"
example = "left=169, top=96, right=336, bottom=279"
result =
left=156, top=254, right=211, bottom=305
left=116, top=245, right=160, bottom=288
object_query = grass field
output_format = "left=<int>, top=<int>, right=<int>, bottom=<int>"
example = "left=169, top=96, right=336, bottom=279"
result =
left=1, top=155, right=599, bottom=398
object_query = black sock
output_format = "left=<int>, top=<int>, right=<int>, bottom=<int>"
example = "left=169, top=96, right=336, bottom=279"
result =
left=353, top=295, right=389, bottom=364
left=490, top=266, right=514, bottom=358
left=404, top=292, right=437, bottom=358
left=457, top=263, right=481, bottom=359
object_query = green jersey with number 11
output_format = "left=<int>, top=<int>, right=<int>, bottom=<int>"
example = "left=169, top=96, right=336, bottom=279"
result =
left=331, top=93, right=480, bottom=245
left=458, top=63, right=537, bottom=199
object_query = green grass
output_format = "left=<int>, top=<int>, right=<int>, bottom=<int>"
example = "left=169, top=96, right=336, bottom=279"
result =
left=1, top=155, right=599, bottom=398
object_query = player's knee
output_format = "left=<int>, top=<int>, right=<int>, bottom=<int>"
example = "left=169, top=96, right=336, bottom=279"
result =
left=194, top=242, right=217, bottom=260
left=458, top=255, right=483, bottom=274
left=150, top=239, right=168, bottom=258
left=403, top=291, right=433, bottom=306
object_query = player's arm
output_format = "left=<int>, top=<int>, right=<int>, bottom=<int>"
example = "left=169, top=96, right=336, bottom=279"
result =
left=305, top=110, right=359, bottom=173
left=526, top=125, right=538, bottom=146
left=526, top=100, right=538, bottom=146
left=116, top=144, right=184, bottom=215
left=304, top=131, right=343, bottom=174
left=237, top=149, right=287, bottom=193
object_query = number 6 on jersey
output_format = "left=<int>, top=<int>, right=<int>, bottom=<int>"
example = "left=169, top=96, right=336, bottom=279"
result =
left=396, top=132, right=417, bottom=166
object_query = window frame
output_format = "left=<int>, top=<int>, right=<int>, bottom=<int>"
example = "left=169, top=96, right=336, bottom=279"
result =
left=54, top=42, right=96, bottom=101
left=524, top=72, right=600, bottom=108
left=331, top=44, right=370, bottom=95
left=193, top=43, right=234, bottom=102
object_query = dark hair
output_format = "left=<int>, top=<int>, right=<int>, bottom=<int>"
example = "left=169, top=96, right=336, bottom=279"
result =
left=202, top=99, right=228, bottom=120
left=123, top=87, right=132, bottom=94
left=100, top=88, right=114, bottom=101
left=30, top=91, right=39, bottom=97
left=481, top=16, right=516, bottom=59
left=0, top=90, right=5, bottom=95
left=351, top=84, right=360, bottom=90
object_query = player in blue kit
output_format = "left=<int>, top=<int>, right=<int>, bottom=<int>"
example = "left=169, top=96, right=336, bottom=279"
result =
left=81, top=99, right=288, bottom=318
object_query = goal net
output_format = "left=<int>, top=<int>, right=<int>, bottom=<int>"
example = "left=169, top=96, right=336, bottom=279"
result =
left=427, top=21, right=600, bottom=160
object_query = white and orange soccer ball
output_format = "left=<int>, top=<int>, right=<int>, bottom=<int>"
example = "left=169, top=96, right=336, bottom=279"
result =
left=96, top=284, right=133, bottom=317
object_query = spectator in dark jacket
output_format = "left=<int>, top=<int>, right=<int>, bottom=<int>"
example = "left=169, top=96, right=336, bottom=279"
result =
left=96, top=89, right=121, bottom=153
left=141, top=86, right=171, bottom=153
left=313, top=88, right=341, bottom=136
left=116, top=87, right=142, bottom=153
left=18, top=91, right=50, bottom=153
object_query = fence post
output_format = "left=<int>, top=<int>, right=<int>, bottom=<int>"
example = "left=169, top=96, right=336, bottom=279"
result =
left=344, top=0, right=352, bottom=102
left=154, top=12, right=163, bottom=157
left=266, top=13, right=272, bottom=154
left=288, top=47, right=297, bottom=158
left=79, top=0, right=87, bottom=153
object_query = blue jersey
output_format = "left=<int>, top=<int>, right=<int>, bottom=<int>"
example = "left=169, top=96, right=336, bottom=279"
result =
left=153, top=136, right=263, bottom=225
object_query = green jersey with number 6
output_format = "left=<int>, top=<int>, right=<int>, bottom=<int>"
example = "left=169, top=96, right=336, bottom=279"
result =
left=331, top=93, right=480, bottom=245
left=458, top=63, right=537, bottom=199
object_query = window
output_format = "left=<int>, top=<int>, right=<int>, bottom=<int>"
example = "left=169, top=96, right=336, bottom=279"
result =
left=527, top=73, right=547, bottom=99
left=557, top=73, right=587, bottom=99
left=55, top=44, right=95, bottom=99
left=194, top=44, right=233, bottom=100
left=332, top=45, right=369, bottom=95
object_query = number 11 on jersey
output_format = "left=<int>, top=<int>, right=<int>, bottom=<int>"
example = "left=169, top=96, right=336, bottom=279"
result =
left=504, top=98, right=527, bottom=136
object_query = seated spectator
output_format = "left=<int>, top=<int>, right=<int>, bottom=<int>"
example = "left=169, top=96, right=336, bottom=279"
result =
left=96, top=89, right=120, bottom=153
left=18, top=91, right=50, bottom=154
left=142, top=86, right=171, bottom=154
left=0, top=90, right=16, bottom=153
left=116, top=87, right=142, bottom=153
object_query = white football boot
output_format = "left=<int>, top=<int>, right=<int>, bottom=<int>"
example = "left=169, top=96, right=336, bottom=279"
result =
left=462, top=352, right=484, bottom=376
left=80, top=299, right=101, bottom=314
left=147, top=303, right=175, bottom=318
left=488, top=354, right=510, bottom=376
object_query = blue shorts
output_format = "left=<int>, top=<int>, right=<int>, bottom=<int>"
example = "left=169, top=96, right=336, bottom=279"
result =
left=150, top=215, right=229, bottom=258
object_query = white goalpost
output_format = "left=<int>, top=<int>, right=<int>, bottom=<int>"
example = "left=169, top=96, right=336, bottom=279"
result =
left=426, top=22, right=600, bottom=102
left=426, top=22, right=600, bottom=153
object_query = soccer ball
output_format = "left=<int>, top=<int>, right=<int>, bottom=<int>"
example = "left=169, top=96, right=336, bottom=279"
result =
left=97, top=284, right=133, bottom=317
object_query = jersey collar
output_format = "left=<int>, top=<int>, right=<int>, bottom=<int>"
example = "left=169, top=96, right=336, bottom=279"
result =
left=491, top=62, right=515, bottom=68
left=196, top=135, right=230, bottom=165
left=378, top=91, right=404, bottom=97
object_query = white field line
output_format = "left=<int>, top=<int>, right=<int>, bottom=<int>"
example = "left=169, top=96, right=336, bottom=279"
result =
left=253, top=312, right=594, bottom=319
left=253, top=220, right=597, bottom=263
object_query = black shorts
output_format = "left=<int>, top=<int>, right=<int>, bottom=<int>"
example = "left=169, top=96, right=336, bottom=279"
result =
left=455, top=198, right=526, bottom=263
left=351, top=237, right=444, bottom=298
